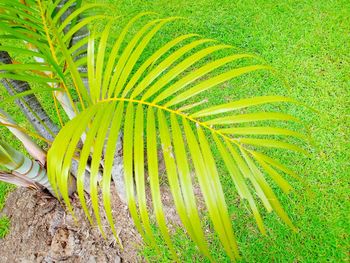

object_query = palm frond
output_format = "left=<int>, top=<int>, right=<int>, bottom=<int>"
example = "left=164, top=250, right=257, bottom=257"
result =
left=45, top=14, right=309, bottom=261
left=0, top=0, right=106, bottom=117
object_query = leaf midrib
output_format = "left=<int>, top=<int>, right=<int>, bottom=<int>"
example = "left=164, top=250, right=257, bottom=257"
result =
left=99, top=97, right=241, bottom=148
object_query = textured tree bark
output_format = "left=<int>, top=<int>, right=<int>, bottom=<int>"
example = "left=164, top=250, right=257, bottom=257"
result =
left=110, top=132, right=127, bottom=203
left=0, top=50, right=59, bottom=142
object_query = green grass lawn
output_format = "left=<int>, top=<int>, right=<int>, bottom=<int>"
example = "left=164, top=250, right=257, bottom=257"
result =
left=104, top=0, right=349, bottom=261
left=0, top=183, right=13, bottom=238
left=0, top=0, right=349, bottom=261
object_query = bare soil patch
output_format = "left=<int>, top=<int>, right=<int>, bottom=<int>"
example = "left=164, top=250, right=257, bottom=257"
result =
left=0, top=188, right=142, bottom=263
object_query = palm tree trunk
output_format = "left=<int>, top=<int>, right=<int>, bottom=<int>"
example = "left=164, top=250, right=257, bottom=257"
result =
left=0, top=50, right=59, bottom=142
left=0, top=110, right=76, bottom=196
left=0, top=141, right=54, bottom=194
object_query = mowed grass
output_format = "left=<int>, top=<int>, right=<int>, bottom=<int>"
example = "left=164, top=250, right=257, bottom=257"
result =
left=0, top=0, right=349, bottom=261
left=0, top=183, right=13, bottom=238
left=100, top=0, right=349, bottom=261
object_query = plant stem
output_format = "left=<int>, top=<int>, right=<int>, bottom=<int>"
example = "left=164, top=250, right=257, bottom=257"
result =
left=0, top=109, right=47, bottom=165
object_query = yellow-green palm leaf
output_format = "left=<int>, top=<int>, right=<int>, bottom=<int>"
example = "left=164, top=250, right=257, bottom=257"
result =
left=0, top=0, right=105, bottom=115
left=45, top=14, right=309, bottom=261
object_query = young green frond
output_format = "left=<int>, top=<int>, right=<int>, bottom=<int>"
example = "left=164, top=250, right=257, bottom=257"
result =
left=0, top=0, right=106, bottom=121
left=45, top=13, right=309, bottom=261
left=0, top=2, right=308, bottom=259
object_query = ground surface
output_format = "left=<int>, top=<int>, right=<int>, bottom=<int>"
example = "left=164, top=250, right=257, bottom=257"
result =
left=0, top=187, right=142, bottom=262
left=0, top=0, right=349, bottom=262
